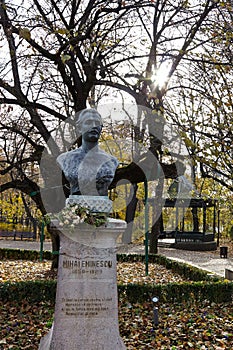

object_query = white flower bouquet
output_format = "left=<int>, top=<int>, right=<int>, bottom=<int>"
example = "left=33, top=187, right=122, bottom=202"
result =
left=45, top=204, right=107, bottom=228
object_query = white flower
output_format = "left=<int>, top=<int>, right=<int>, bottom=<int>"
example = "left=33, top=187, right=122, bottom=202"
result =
left=73, top=218, right=80, bottom=225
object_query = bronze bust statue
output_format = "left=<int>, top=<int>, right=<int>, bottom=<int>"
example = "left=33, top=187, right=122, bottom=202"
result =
left=57, top=108, right=118, bottom=197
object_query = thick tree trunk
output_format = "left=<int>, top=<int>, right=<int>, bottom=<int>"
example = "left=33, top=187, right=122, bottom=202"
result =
left=21, top=193, right=38, bottom=237
left=149, top=218, right=160, bottom=254
left=149, top=176, right=164, bottom=254
left=48, top=227, right=60, bottom=269
left=122, top=183, right=138, bottom=244
left=192, top=207, right=199, bottom=232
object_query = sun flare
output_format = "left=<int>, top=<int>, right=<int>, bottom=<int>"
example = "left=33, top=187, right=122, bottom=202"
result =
left=151, top=64, right=170, bottom=88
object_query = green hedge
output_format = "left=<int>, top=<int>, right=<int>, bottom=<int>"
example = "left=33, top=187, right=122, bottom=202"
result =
left=119, top=281, right=233, bottom=303
left=0, top=280, right=232, bottom=304
left=0, top=248, right=52, bottom=261
left=0, top=280, right=56, bottom=303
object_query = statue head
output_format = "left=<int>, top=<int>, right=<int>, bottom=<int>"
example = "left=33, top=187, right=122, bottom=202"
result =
left=75, top=109, right=103, bottom=143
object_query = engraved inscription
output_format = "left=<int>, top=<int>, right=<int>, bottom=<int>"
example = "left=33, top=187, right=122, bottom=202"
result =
left=62, top=259, right=113, bottom=276
left=63, top=259, right=113, bottom=268
left=61, top=297, right=113, bottom=318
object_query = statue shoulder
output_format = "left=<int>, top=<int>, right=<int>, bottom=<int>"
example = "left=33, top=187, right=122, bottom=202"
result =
left=57, top=151, right=70, bottom=166
left=99, top=149, right=119, bottom=167
left=110, top=155, right=119, bottom=167
left=56, top=148, right=83, bottom=167
left=56, top=152, right=67, bottom=166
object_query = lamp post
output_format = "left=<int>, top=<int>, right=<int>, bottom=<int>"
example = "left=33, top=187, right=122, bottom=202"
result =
left=40, top=221, right=45, bottom=262
left=152, top=297, right=159, bottom=327
left=144, top=178, right=149, bottom=276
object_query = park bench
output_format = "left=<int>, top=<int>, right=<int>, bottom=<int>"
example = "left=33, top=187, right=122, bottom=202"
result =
left=175, top=231, right=215, bottom=243
left=159, top=230, right=176, bottom=238
left=175, top=231, right=205, bottom=242
left=0, top=230, right=36, bottom=240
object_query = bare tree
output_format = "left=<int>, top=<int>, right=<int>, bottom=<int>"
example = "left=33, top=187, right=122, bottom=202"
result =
left=0, top=0, right=230, bottom=259
left=167, top=2, right=233, bottom=192
left=0, top=0, right=160, bottom=263
left=98, top=0, right=224, bottom=251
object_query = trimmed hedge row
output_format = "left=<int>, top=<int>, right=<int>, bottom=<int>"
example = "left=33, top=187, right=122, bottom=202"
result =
left=0, top=248, right=222, bottom=282
left=0, top=280, right=56, bottom=303
left=0, top=280, right=232, bottom=304
left=120, top=281, right=233, bottom=304
left=0, top=248, right=52, bottom=261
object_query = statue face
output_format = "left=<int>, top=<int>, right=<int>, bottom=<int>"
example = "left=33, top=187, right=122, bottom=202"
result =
left=80, top=112, right=102, bottom=142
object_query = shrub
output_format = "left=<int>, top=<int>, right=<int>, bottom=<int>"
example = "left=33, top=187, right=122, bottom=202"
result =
left=0, top=280, right=232, bottom=304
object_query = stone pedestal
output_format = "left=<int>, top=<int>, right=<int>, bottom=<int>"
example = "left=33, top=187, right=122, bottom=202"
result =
left=39, top=219, right=126, bottom=350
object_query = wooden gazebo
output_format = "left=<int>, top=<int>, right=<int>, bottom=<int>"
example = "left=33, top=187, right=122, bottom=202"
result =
left=155, top=197, right=218, bottom=250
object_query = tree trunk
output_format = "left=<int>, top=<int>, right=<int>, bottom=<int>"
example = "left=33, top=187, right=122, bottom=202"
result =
left=122, top=183, right=138, bottom=244
left=149, top=176, right=164, bottom=254
left=21, top=193, right=38, bottom=237
left=192, top=207, right=199, bottom=232
left=150, top=217, right=160, bottom=254
left=48, top=227, right=60, bottom=269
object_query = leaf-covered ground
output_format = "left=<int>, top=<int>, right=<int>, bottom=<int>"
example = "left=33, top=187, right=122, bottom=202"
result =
left=0, top=299, right=233, bottom=349
left=0, top=260, right=233, bottom=349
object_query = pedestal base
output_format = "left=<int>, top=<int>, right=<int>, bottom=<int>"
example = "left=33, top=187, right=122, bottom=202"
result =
left=39, top=219, right=126, bottom=350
